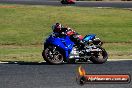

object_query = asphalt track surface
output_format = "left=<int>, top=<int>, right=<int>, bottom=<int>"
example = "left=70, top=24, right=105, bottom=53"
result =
left=0, top=0, right=132, bottom=8
left=0, top=60, right=132, bottom=88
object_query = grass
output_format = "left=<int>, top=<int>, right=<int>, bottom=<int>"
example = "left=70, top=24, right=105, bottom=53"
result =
left=0, top=43, right=132, bottom=62
left=0, top=45, right=43, bottom=62
left=104, top=43, right=132, bottom=59
left=0, top=4, right=132, bottom=62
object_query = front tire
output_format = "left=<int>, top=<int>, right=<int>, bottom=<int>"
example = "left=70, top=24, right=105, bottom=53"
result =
left=42, top=46, right=64, bottom=65
left=90, top=47, right=108, bottom=64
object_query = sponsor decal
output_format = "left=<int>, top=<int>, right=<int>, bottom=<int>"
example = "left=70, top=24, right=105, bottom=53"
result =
left=76, top=66, right=131, bottom=85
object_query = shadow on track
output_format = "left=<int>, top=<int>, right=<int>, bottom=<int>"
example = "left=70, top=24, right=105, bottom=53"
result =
left=0, top=61, right=94, bottom=65
left=1, top=60, right=131, bottom=65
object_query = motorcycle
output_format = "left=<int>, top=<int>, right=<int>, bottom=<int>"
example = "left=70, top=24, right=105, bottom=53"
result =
left=61, top=0, right=75, bottom=4
left=42, top=29, right=108, bottom=64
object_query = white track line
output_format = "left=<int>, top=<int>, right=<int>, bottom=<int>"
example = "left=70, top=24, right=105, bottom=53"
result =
left=0, top=61, right=19, bottom=64
left=0, top=62, right=9, bottom=64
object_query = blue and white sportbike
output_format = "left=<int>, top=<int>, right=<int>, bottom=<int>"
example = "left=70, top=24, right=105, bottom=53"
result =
left=42, top=29, right=108, bottom=64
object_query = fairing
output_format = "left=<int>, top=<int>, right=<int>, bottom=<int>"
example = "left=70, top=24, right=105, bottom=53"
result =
left=45, top=35, right=74, bottom=59
left=83, top=34, right=96, bottom=41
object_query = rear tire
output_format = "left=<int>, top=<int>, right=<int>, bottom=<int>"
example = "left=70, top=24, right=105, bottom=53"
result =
left=42, top=45, right=64, bottom=65
left=90, top=47, right=108, bottom=64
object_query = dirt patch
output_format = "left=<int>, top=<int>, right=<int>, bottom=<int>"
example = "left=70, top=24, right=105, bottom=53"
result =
left=0, top=6, right=16, bottom=8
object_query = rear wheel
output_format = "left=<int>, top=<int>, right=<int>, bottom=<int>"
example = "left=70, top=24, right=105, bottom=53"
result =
left=90, top=47, right=108, bottom=64
left=42, top=46, right=64, bottom=65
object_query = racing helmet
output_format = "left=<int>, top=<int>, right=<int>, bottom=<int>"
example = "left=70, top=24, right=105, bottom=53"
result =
left=52, top=23, right=62, bottom=32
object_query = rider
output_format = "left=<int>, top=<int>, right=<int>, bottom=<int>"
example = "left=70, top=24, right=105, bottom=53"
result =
left=52, top=23, right=84, bottom=45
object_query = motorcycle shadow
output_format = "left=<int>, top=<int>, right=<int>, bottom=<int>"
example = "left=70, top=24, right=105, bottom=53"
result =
left=0, top=61, right=94, bottom=65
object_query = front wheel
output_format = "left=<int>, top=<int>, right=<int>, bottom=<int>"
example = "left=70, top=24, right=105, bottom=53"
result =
left=90, top=47, right=108, bottom=64
left=42, top=46, right=64, bottom=65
